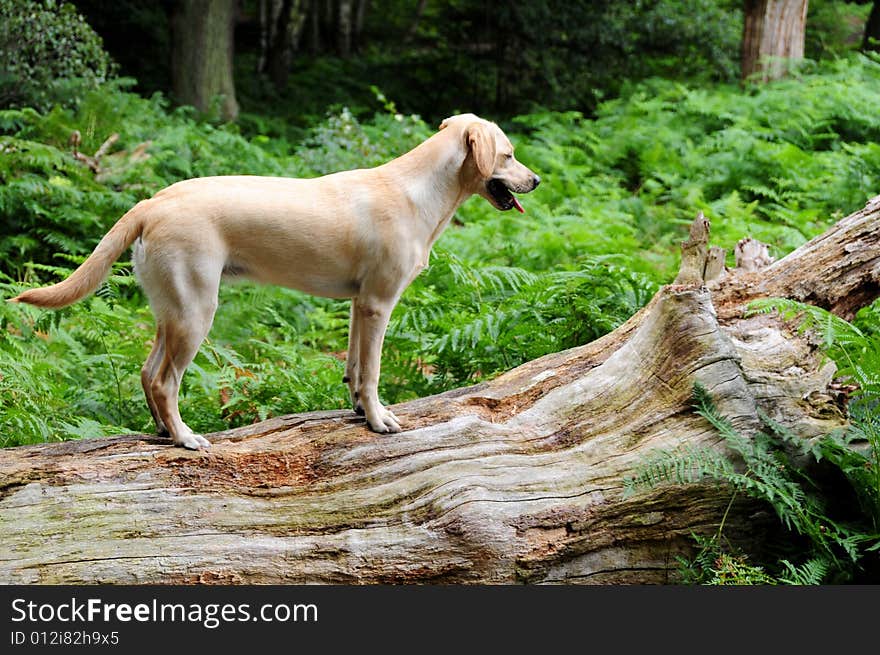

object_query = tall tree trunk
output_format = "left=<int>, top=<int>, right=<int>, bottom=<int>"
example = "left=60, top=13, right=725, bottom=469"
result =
left=261, top=0, right=307, bottom=90
left=2, top=197, right=878, bottom=584
left=863, top=0, right=880, bottom=51
left=352, top=0, right=369, bottom=51
left=742, top=0, right=808, bottom=82
left=258, top=0, right=284, bottom=72
left=258, top=0, right=267, bottom=71
left=336, top=0, right=354, bottom=57
left=170, top=0, right=239, bottom=121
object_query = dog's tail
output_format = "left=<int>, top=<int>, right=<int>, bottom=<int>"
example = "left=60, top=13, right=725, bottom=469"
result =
left=9, top=202, right=149, bottom=309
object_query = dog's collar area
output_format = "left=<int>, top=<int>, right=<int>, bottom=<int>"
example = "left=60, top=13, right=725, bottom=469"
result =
left=487, top=178, right=525, bottom=213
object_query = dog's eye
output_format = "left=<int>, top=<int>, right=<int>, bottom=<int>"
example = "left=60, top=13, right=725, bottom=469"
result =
left=504, top=153, right=513, bottom=160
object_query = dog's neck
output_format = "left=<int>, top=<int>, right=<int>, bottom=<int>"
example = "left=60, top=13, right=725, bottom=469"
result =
left=382, top=129, right=474, bottom=253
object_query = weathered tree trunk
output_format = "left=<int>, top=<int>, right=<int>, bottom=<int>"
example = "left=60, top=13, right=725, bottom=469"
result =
left=170, top=0, right=239, bottom=121
left=742, top=0, right=808, bottom=82
left=2, top=197, right=879, bottom=584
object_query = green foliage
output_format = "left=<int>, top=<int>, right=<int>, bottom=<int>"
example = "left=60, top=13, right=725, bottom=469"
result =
left=677, top=534, right=831, bottom=585
left=677, top=534, right=778, bottom=585
left=806, top=0, right=873, bottom=60
left=384, top=251, right=652, bottom=392
left=295, top=102, right=430, bottom=176
left=0, top=0, right=115, bottom=111
left=66, top=0, right=865, bottom=123
left=778, top=557, right=831, bottom=585
left=585, top=55, right=880, bottom=261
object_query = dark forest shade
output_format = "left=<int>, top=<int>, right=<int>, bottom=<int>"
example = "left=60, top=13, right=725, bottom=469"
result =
left=864, top=0, right=880, bottom=51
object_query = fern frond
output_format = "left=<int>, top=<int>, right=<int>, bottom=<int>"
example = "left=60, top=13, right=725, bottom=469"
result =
left=624, top=444, right=735, bottom=495
left=777, top=557, right=830, bottom=585
left=747, top=298, right=864, bottom=348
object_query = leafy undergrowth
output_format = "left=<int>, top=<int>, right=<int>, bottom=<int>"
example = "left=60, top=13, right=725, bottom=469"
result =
left=3, top=55, right=880, bottom=446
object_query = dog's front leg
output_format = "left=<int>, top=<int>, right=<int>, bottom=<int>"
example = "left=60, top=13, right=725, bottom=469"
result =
left=344, top=298, right=363, bottom=415
left=355, top=296, right=400, bottom=433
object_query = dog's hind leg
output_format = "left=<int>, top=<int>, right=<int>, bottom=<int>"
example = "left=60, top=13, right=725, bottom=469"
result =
left=139, top=247, right=221, bottom=450
left=345, top=298, right=363, bottom=415
left=150, top=304, right=216, bottom=450
left=141, top=324, right=169, bottom=437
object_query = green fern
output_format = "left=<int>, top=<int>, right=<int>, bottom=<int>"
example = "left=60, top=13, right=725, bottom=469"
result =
left=778, top=558, right=831, bottom=585
left=629, top=381, right=878, bottom=583
left=624, top=445, right=735, bottom=494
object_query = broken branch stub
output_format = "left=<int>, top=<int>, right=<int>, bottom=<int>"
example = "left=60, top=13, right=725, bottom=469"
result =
left=673, top=211, right=710, bottom=285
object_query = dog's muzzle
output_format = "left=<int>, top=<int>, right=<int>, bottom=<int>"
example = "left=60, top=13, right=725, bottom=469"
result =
left=487, top=176, right=540, bottom=213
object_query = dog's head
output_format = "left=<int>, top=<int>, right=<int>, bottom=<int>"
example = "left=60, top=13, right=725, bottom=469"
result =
left=440, top=114, right=540, bottom=213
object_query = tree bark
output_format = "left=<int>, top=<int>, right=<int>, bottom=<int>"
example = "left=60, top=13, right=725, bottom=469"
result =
left=170, top=0, right=239, bottom=121
left=2, top=197, right=879, bottom=584
left=742, top=0, right=808, bottom=82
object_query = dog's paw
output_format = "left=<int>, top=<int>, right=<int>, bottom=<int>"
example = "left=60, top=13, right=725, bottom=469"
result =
left=351, top=389, right=364, bottom=415
left=174, top=432, right=212, bottom=450
left=367, top=408, right=401, bottom=434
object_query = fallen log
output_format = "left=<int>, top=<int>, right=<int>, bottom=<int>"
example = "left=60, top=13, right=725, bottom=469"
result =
left=2, top=196, right=879, bottom=584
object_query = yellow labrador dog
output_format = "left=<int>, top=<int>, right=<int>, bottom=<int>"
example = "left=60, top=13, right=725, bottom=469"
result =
left=11, top=113, right=540, bottom=449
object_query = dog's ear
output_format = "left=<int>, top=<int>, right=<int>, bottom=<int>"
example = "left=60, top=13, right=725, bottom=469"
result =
left=439, top=117, right=451, bottom=130
left=466, top=122, right=496, bottom=179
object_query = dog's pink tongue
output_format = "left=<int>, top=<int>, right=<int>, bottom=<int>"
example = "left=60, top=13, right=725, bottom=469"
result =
left=512, top=197, right=525, bottom=213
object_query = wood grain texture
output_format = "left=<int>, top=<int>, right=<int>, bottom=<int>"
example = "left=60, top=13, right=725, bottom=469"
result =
left=2, top=196, right=878, bottom=585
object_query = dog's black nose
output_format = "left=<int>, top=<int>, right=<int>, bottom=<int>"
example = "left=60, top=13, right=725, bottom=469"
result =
left=532, top=174, right=541, bottom=188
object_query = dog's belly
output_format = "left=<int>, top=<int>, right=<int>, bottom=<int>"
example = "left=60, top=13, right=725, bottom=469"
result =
left=223, top=255, right=359, bottom=298
left=235, top=266, right=359, bottom=299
